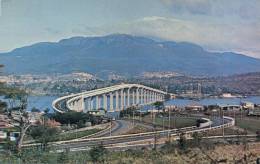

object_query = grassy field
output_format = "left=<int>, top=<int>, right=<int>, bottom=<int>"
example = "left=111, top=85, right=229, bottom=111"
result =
left=142, top=114, right=197, bottom=129
left=235, top=118, right=260, bottom=134
left=124, top=125, right=152, bottom=134
left=24, top=128, right=102, bottom=143
left=53, top=128, right=101, bottom=141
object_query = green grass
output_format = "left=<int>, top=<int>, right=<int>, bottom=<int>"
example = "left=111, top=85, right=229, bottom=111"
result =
left=142, top=115, right=197, bottom=129
left=24, top=128, right=102, bottom=143
left=235, top=118, right=260, bottom=133
left=53, top=129, right=101, bottom=141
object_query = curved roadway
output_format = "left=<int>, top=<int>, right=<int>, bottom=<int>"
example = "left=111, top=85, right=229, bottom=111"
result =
left=47, top=84, right=236, bottom=151
left=23, top=116, right=235, bottom=151
left=52, top=83, right=167, bottom=113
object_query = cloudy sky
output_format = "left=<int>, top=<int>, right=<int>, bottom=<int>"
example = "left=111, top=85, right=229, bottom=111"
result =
left=0, top=0, right=260, bottom=58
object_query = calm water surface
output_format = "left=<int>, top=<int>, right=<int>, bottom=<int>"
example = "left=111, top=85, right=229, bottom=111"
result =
left=2, top=96, right=260, bottom=113
left=165, top=96, right=260, bottom=107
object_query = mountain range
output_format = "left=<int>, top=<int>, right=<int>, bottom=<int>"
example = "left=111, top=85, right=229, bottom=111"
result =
left=1, top=34, right=260, bottom=78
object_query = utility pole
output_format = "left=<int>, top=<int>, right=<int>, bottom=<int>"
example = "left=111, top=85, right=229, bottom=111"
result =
left=233, top=110, right=236, bottom=125
left=168, top=108, right=171, bottom=129
left=76, top=125, right=78, bottom=139
left=222, top=109, right=225, bottom=138
left=138, top=105, right=141, bottom=122
left=139, top=109, right=141, bottom=122
left=162, top=116, right=164, bottom=131
left=174, top=112, right=177, bottom=129
left=154, top=132, right=157, bottom=150
left=197, top=83, right=201, bottom=98
left=152, top=110, right=155, bottom=126
left=241, top=108, right=243, bottom=120
left=132, top=109, right=135, bottom=127
left=168, top=108, right=171, bottom=140
left=153, top=121, right=157, bottom=150
left=110, top=119, right=112, bottom=137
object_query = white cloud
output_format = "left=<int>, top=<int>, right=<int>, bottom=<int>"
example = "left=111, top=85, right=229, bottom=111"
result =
left=101, top=16, right=260, bottom=58
left=160, top=0, right=260, bottom=21
left=0, top=0, right=2, bottom=17
left=0, top=0, right=259, bottom=59
left=160, top=0, right=212, bottom=15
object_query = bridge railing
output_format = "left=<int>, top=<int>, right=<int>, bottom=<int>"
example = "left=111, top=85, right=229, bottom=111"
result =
left=53, top=84, right=167, bottom=113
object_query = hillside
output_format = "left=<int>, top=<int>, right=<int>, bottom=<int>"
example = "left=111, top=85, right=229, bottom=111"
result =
left=130, top=72, right=260, bottom=96
left=1, top=34, right=260, bottom=77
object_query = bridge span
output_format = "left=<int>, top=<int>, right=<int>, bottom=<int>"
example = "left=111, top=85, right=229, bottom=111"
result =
left=52, top=84, right=167, bottom=113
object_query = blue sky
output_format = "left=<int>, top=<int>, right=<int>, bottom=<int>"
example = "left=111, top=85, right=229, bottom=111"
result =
left=0, top=0, right=260, bottom=58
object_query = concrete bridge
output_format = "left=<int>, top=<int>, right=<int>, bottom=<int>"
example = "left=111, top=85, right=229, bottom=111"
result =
left=52, top=84, right=167, bottom=113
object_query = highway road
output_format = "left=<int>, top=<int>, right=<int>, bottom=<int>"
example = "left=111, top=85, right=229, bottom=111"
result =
left=23, top=116, right=235, bottom=152
left=26, top=118, right=233, bottom=150
left=87, top=120, right=133, bottom=138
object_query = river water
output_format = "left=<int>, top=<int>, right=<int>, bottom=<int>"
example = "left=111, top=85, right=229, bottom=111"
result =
left=27, top=96, right=260, bottom=113
left=1, top=95, right=260, bottom=113
left=27, top=96, right=58, bottom=112
left=165, top=96, right=260, bottom=107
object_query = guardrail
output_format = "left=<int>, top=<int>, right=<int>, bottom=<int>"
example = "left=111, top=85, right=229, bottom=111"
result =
left=174, top=116, right=235, bottom=136
left=23, top=116, right=235, bottom=148
left=72, top=123, right=112, bottom=140
left=198, top=118, right=212, bottom=128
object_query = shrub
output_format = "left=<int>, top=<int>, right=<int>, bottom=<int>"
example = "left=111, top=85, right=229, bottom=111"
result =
left=89, top=145, right=107, bottom=163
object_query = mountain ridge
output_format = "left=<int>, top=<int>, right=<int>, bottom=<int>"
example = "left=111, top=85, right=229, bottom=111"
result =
left=1, top=34, right=260, bottom=78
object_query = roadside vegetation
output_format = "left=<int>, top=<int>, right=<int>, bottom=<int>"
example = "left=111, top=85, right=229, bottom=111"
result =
left=53, top=128, right=101, bottom=141
left=0, top=67, right=106, bottom=160
left=142, top=115, right=197, bottom=129
left=235, top=117, right=260, bottom=134
left=120, top=102, right=197, bottom=130
left=1, top=132, right=260, bottom=164
left=1, top=65, right=260, bottom=163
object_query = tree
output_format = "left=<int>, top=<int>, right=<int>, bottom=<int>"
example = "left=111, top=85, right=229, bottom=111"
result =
left=242, top=129, right=248, bottom=151
left=164, top=94, right=171, bottom=101
left=120, top=106, right=137, bottom=118
left=0, top=101, right=7, bottom=111
left=153, top=101, right=164, bottom=111
left=178, top=133, right=188, bottom=151
left=0, top=64, right=4, bottom=74
left=89, top=144, right=107, bottom=163
left=0, top=65, right=32, bottom=152
left=57, top=148, right=69, bottom=163
left=30, top=124, right=58, bottom=150
left=51, top=111, right=91, bottom=125
left=31, top=107, right=41, bottom=113
left=256, top=130, right=260, bottom=141
left=2, top=89, right=32, bottom=152
left=192, top=132, right=202, bottom=147
left=43, top=108, right=50, bottom=114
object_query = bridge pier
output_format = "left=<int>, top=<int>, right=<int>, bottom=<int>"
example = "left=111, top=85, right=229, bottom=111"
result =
left=110, top=93, right=114, bottom=112
left=120, top=89, right=124, bottom=111
left=81, top=96, right=85, bottom=112
left=136, top=88, right=140, bottom=104
left=127, top=88, right=130, bottom=107
left=132, top=89, right=135, bottom=105
left=115, top=91, right=119, bottom=111
left=149, top=91, right=153, bottom=103
left=144, top=90, right=147, bottom=104
left=56, top=84, right=167, bottom=114
left=103, top=94, right=107, bottom=111
left=90, top=97, right=94, bottom=110
left=123, top=91, right=126, bottom=110
left=140, top=88, right=144, bottom=105
left=96, top=96, right=99, bottom=110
